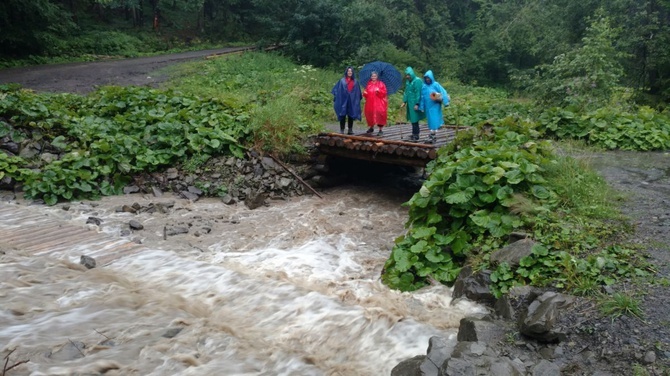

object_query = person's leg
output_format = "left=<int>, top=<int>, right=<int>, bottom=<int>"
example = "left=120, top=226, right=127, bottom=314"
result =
left=377, top=124, right=384, bottom=136
left=339, top=117, right=346, bottom=133
left=347, top=116, right=354, bottom=135
left=411, top=122, right=420, bottom=140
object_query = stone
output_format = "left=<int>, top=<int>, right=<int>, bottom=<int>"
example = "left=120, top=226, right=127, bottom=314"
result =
left=152, top=186, right=163, bottom=197
left=0, top=140, right=20, bottom=154
left=519, top=292, right=575, bottom=342
left=180, top=190, right=200, bottom=201
left=490, top=358, right=526, bottom=376
left=50, top=341, right=86, bottom=361
left=86, top=217, right=102, bottom=226
left=162, top=328, right=183, bottom=338
left=80, top=255, right=96, bottom=269
left=452, top=266, right=496, bottom=305
left=443, top=357, right=476, bottom=376
left=244, top=191, right=267, bottom=210
left=391, top=355, right=424, bottom=376
left=166, top=226, right=189, bottom=236
left=495, top=296, right=515, bottom=319
left=187, top=186, right=203, bottom=195
left=123, top=185, right=140, bottom=194
left=121, top=204, right=137, bottom=213
left=166, top=168, right=179, bottom=180
left=643, top=350, right=657, bottom=364
left=262, top=157, right=277, bottom=170
left=19, top=141, right=41, bottom=159
left=490, top=238, right=537, bottom=268
left=129, top=220, right=144, bottom=230
left=221, top=194, right=236, bottom=205
left=425, top=336, right=452, bottom=370
left=40, top=152, right=58, bottom=163
left=531, top=360, right=560, bottom=376
left=457, top=317, right=507, bottom=343
left=279, top=177, right=293, bottom=188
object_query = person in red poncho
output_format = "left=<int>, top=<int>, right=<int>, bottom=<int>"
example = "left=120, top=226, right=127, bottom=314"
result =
left=362, top=72, right=388, bottom=136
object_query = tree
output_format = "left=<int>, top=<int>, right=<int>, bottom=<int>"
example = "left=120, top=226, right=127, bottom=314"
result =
left=0, top=0, right=76, bottom=57
left=523, top=14, right=625, bottom=109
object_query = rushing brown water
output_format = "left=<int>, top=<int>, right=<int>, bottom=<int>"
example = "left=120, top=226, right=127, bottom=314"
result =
left=1, top=186, right=483, bottom=375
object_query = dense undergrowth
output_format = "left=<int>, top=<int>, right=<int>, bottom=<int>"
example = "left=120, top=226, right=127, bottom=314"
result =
left=381, top=118, right=651, bottom=296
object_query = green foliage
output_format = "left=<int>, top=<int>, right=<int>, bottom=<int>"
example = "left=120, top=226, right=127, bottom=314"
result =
left=382, top=121, right=556, bottom=290
left=517, top=14, right=625, bottom=110
left=382, top=110, right=650, bottom=295
left=167, top=52, right=336, bottom=154
left=0, top=85, right=250, bottom=204
left=599, top=292, right=644, bottom=320
left=538, top=106, right=670, bottom=150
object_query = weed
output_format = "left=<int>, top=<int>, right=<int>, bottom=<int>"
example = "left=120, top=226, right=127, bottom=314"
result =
left=599, top=292, right=644, bottom=321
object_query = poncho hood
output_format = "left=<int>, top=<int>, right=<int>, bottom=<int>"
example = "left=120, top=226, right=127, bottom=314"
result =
left=343, top=66, right=356, bottom=78
left=405, top=67, right=417, bottom=81
left=424, top=70, right=436, bottom=83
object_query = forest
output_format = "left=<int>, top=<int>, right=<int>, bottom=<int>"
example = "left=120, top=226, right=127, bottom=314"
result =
left=1, top=0, right=670, bottom=105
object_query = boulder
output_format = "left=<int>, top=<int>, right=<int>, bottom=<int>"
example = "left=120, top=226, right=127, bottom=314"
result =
left=391, top=355, right=425, bottom=376
left=452, top=266, right=496, bottom=305
left=519, top=292, right=575, bottom=342
left=457, top=317, right=508, bottom=344
left=80, top=255, right=96, bottom=269
left=490, top=238, right=536, bottom=268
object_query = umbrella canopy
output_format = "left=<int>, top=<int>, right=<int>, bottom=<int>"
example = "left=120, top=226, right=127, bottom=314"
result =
left=359, top=61, right=403, bottom=95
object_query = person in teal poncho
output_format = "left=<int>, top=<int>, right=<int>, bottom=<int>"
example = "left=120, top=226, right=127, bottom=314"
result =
left=418, top=70, right=450, bottom=143
left=401, top=67, right=425, bottom=141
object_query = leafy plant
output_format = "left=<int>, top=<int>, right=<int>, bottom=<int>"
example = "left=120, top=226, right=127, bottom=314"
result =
left=382, top=121, right=556, bottom=290
left=599, top=292, right=644, bottom=320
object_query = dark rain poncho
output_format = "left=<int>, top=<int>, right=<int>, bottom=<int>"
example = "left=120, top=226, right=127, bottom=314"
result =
left=403, top=67, right=425, bottom=124
left=331, top=66, right=362, bottom=121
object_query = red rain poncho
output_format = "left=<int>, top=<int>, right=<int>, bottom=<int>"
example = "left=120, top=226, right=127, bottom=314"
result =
left=363, top=80, right=388, bottom=127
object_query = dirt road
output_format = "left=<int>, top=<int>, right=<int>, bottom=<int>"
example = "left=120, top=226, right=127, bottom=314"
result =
left=0, top=47, right=252, bottom=94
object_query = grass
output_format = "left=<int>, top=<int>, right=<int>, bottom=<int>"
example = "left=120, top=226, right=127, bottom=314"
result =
left=544, top=154, right=625, bottom=220
left=599, top=292, right=644, bottom=321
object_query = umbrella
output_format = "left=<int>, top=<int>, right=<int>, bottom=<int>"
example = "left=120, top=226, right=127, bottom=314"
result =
left=359, top=61, right=403, bottom=95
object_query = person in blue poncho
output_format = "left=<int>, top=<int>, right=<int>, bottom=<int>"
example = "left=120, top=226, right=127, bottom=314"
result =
left=331, top=66, right=362, bottom=135
left=418, top=70, right=450, bottom=144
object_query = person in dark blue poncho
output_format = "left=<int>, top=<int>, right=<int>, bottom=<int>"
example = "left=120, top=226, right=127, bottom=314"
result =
left=331, top=66, right=362, bottom=135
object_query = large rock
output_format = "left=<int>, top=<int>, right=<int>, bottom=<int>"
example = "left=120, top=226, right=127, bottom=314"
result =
left=457, top=317, right=507, bottom=343
left=441, top=342, right=525, bottom=376
left=391, top=355, right=425, bottom=376
left=452, top=266, right=496, bottom=305
left=244, top=190, right=267, bottom=210
left=519, top=292, right=575, bottom=342
left=490, top=238, right=536, bottom=268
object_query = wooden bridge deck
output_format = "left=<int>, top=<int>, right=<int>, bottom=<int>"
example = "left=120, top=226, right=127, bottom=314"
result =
left=314, top=123, right=466, bottom=167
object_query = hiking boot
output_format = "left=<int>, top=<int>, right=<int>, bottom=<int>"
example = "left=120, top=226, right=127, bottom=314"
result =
left=377, top=130, right=384, bottom=137
left=347, top=129, right=354, bottom=135
left=428, top=134, right=436, bottom=144
left=411, top=134, right=420, bottom=141
left=366, top=127, right=374, bottom=134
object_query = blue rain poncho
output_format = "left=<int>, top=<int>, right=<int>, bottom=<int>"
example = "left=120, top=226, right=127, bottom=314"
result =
left=418, top=70, right=450, bottom=131
left=331, top=66, right=362, bottom=121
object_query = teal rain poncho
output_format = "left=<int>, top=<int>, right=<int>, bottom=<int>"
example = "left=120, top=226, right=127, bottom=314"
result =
left=402, top=67, right=425, bottom=124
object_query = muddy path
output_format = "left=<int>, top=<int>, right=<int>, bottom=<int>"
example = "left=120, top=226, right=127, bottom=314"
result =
left=0, top=47, right=252, bottom=94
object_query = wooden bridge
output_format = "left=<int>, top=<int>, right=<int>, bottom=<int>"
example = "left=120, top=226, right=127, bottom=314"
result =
left=314, top=123, right=465, bottom=167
